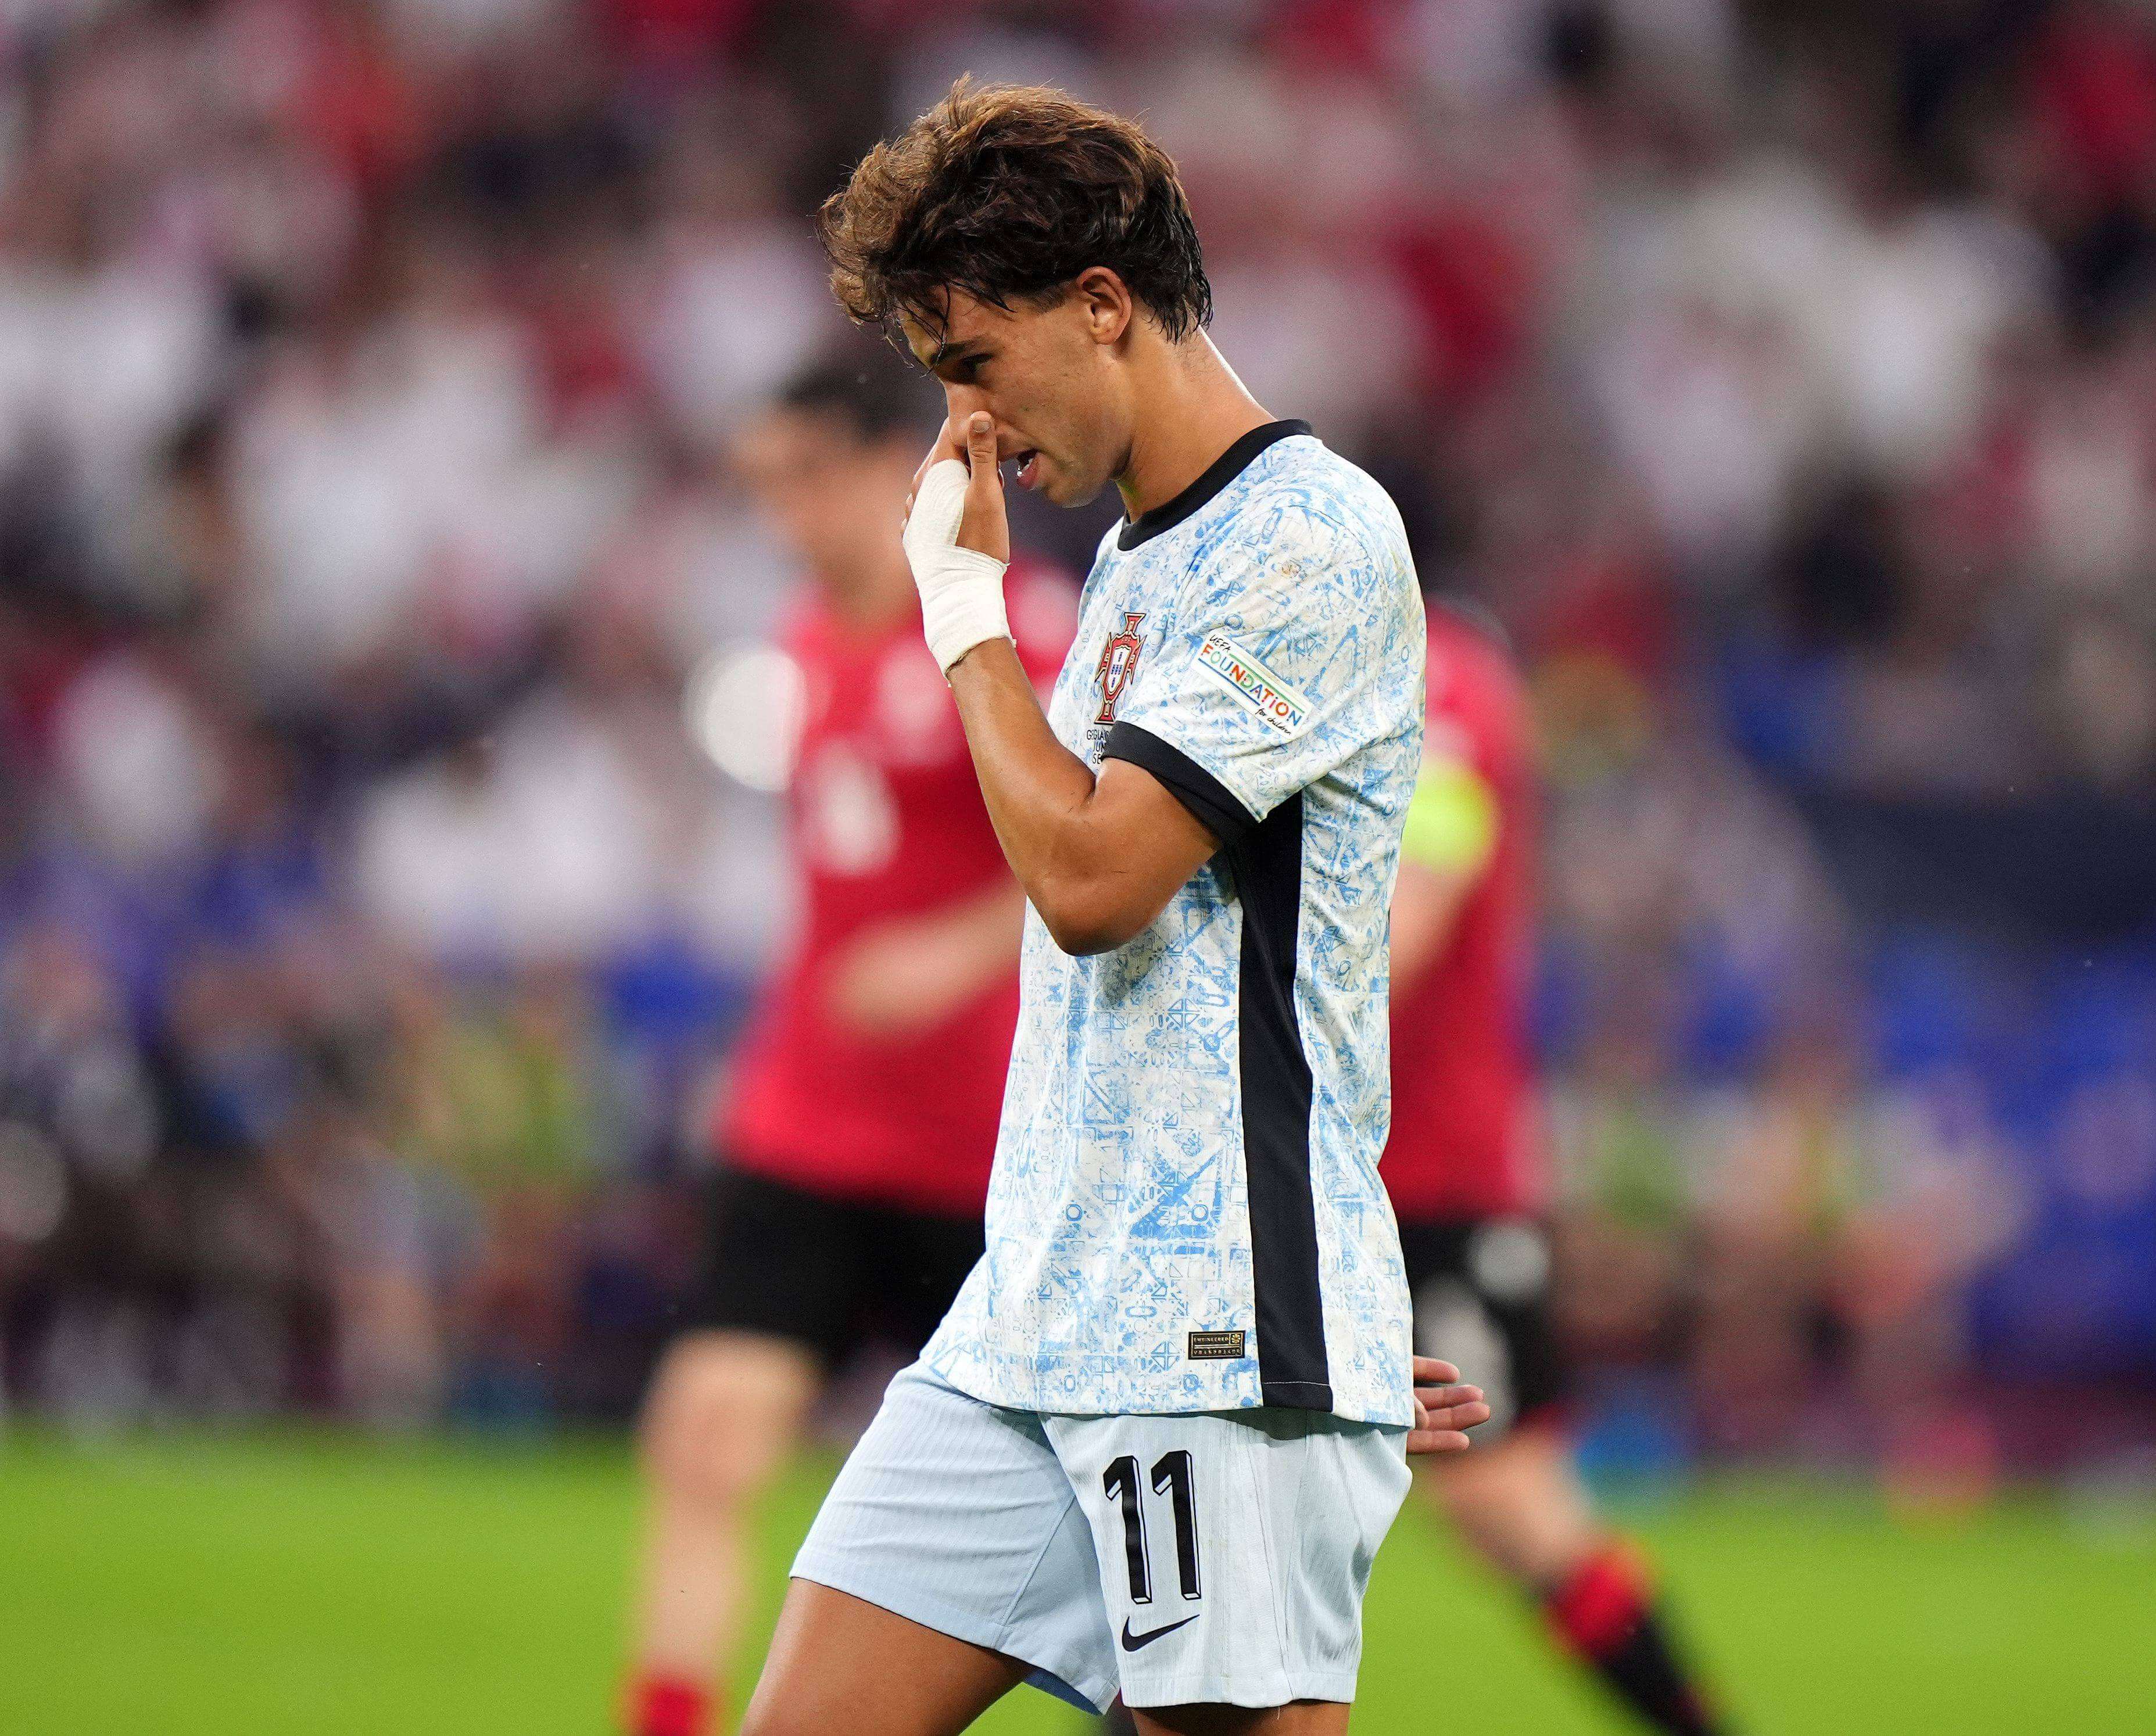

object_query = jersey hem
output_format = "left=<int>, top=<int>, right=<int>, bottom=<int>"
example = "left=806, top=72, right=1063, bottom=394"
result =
left=922, top=1339, right=1412, bottom=1426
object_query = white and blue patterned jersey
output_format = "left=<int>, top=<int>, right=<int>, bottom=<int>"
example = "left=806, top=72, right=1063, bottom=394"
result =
left=922, top=422, right=1427, bottom=1426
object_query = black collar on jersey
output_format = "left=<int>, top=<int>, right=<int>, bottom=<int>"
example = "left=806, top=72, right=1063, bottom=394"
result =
left=1116, top=419, right=1312, bottom=551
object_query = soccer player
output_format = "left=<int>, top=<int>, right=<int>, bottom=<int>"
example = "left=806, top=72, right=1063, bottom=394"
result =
left=624, top=348, right=1074, bottom=1736
left=735, top=82, right=1489, bottom=1736
left=1387, top=602, right=1729, bottom=1735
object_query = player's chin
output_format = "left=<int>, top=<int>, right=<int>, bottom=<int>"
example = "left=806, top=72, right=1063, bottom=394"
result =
left=1038, top=461, right=1106, bottom=509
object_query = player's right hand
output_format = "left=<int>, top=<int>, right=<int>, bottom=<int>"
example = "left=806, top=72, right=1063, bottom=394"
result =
left=901, top=411, right=1012, bottom=674
left=906, top=411, right=1011, bottom=564
left=1408, top=1355, right=1491, bottom=1455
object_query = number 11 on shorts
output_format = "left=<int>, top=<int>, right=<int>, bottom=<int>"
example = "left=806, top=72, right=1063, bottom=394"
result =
left=1102, top=1450, right=1202, bottom=1604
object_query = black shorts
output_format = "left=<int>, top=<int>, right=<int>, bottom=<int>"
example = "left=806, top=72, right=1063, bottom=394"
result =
left=684, top=1165, right=984, bottom=1369
left=1398, top=1216, right=1567, bottom=1437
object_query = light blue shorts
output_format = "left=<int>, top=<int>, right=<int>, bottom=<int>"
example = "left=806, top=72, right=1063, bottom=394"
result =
left=791, top=1362, right=1412, bottom=1713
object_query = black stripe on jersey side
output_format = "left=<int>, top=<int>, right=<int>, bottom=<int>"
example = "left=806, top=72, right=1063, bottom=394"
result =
left=1117, top=420, right=1313, bottom=551
left=1230, top=792, right=1332, bottom=1409
left=1098, top=723, right=1333, bottom=1411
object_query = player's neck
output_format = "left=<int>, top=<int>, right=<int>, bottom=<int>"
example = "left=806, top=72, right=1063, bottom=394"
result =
left=1115, top=335, right=1273, bottom=523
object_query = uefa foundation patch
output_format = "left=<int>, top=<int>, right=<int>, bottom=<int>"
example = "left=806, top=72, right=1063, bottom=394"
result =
left=1195, top=633, right=1312, bottom=734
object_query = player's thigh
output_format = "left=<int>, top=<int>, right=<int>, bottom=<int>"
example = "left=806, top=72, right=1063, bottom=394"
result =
left=639, top=1329, right=821, bottom=1502
left=1111, top=1701, right=1352, bottom=1735
left=793, top=1363, right=1120, bottom=1715
left=643, top=1165, right=861, bottom=1496
left=742, top=1579, right=1030, bottom=1736
left=1046, top=1408, right=1412, bottom=1713
left=1131, top=1699, right=1350, bottom=1735
left=1426, top=1422, right=1600, bottom=1582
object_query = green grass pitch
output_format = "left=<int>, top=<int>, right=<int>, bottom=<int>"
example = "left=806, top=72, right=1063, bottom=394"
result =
left=2, top=1432, right=2148, bottom=1733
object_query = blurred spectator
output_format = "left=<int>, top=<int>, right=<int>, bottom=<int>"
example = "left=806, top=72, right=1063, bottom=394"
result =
left=0, top=0, right=2151, bottom=1469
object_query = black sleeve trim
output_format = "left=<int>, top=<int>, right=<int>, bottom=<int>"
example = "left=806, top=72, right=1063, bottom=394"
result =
left=1102, top=723, right=1256, bottom=848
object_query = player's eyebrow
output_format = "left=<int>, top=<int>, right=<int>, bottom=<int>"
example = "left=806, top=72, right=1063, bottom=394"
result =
left=922, top=338, right=989, bottom=374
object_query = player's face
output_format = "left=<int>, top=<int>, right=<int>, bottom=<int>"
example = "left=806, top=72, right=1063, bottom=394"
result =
left=901, top=286, right=1130, bottom=508
left=735, top=407, right=914, bottom=582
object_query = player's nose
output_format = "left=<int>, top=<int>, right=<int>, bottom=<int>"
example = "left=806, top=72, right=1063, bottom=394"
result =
left=941, top=381, right=991, bottom=422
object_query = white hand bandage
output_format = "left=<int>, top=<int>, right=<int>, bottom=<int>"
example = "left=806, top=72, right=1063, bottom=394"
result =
left=902, top=458, right=1010, bottom=675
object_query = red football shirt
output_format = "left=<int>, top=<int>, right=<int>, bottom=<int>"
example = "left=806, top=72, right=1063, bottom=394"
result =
left=721, top=566, right=1076, bottom=1215
left=1383, top=608, right=1545, bottom=1221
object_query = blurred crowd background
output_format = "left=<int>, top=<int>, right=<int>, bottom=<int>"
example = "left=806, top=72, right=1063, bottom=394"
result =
left=2, top=0, right=2153, bottom=1493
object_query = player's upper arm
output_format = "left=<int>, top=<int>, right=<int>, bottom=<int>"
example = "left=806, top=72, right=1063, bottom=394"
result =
left=1033, top=756, right=1221, bottom=956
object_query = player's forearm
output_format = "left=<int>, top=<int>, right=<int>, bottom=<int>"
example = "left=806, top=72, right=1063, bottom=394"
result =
left=945, top=640, right=1140, bottom=955
left=825, top=884, right=1026, bottom=1034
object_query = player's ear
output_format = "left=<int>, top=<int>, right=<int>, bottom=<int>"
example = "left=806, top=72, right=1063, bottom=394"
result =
left=1074, top=267, right=1133, bottom=346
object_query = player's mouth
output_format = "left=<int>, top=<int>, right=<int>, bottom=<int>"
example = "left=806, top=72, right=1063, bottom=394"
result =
left=1004, top=449, right=1043, bottom=491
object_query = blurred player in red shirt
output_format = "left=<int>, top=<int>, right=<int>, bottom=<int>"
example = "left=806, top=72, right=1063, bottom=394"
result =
left=1388, top=603, right=1727, bottom=1736
left=625, top=347, right=1073, bottom=1736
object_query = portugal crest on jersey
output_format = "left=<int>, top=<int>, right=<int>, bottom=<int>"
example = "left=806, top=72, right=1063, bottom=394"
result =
left=1094, top=611, right=1147, bottom=724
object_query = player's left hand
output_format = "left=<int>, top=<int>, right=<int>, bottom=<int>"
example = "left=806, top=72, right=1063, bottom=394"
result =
left=1407, top=1355, right=1490, bottom=1455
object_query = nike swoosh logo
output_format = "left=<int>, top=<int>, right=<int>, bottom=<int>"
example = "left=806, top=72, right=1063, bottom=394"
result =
left=1120, top=1614, right=1199, bottom=1652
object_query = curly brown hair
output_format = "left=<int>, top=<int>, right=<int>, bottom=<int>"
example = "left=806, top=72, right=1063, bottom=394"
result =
left=818, top=78, right=1212, bottom=344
